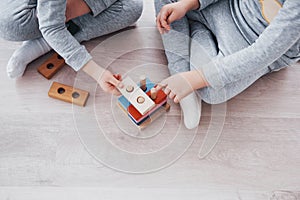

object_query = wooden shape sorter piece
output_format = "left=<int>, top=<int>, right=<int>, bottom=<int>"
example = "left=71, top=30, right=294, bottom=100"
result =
left=128, top=87, right=167, bottom=123
left=117, top=77, right=171, bottom=129
left=38, top=52, right=65, bottom=79
left=48, top=82, right=89, bottom=107
left=117, top=77, right=155, bottom=115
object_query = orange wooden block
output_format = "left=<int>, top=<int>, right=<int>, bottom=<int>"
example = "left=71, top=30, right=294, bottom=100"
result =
left=48, top=82, right=89, bottom=107
left=38, top=52, right=65, bottom=79
left=128, top=87, right=167, bottom=121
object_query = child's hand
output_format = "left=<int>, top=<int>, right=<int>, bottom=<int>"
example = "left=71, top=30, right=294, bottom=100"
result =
left=98, top=71, right=123, bottom=96
left=82, top=60, right=123, bottom=96
left=156, top=73, right=194, bottom=103
left=156, top=2, right=188, bottom=34
left=156, top=70, right=208, bottom=103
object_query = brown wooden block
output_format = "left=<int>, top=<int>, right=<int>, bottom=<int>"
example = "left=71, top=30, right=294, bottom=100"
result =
left=48, top=82, right=89, bottom=107
left=38, top=53, right=65, bottom=79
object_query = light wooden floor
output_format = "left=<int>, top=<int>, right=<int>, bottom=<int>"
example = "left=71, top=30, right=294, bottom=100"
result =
left=0, top=1, right=300, bottom=199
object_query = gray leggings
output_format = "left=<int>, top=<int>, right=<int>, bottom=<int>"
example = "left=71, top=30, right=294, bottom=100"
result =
left=155, top=0, right=274, bottom=104
left=0, top=0, right=143, bottom=43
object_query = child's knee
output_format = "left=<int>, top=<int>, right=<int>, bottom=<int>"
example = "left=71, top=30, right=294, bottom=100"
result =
left=0, top=9, right=39, bottom=41
left=130, top=0, right=144, bottom=22
left=0, top=10, right=16, bottom=40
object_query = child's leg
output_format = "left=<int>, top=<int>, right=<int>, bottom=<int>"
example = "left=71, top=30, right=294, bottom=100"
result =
left=154, top=0, right=190, bottom=75
left=72, top=0, right=143, bottom=43
left=189, top=20, right=218, bottom=67
left=190, top=0, right=271, bottom=104
left=155, top=0, right=201, bottom=129
left=0, top=0, right=41, bottom=41
left=4, top=0, right=143, bottom=78
left=0, top=0, right=53, bottom=78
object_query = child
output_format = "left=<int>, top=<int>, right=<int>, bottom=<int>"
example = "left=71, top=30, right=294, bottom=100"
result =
left=155, top=0, right=300, bottom=129
left=0, top=0, right=143, bottom=95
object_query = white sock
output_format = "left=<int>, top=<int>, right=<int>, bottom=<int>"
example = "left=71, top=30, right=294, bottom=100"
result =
left=7, top=37, right=52, bottom=78
left=179, top=92, right=201, bottom=129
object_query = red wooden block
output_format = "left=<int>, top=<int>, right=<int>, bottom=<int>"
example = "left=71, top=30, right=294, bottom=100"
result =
left=128, top=87, right=167, bottom=122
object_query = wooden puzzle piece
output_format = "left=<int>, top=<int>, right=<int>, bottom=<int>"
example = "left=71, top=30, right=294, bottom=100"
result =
left=139, top=75, right=147, bottom=91
left=128, top=100, right=167, bottom=125
left=38, top=52, right=65, bottom=79
left=128, top=87, right=167, bottom=123
left=118, top=79, right=155, bottom=113
left=117, top=77, right=171, bottom=129
left=150, top=88, right=157, bottom=100
left=117, top=77, right=155, bottom=115
left=48, top=82, right=89, bottom=107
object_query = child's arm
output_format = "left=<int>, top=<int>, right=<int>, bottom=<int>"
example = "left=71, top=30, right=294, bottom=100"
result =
left=37, top=0, right=91, bottom=71
left=82, top=60, right=123, bottom=95
left=37, top=0, right=121, bottom=95
left=159, top=0, right=300, bottom=103
left=199, top=0, right=300, bottom=90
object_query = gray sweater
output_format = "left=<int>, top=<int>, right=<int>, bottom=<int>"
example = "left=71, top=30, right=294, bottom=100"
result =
left=199, top=0, right=300, bottom=89
left=37, top=0, right=117, bottom=71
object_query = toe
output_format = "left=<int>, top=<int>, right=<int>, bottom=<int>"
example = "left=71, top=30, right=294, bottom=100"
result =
left=169, top=92, right=176, bottom=99
left=174, top=96, right=180, bottom=103
left=164, top=87, right=171, bottom=95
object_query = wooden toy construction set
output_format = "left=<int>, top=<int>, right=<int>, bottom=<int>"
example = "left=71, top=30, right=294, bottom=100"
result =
left=37, top=51, right=169, bottom=129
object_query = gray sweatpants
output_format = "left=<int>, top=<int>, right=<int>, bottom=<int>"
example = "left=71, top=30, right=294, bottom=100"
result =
left=0, top=0, right=142, bottom=42
left=155, top=0, right=286, bottom=104
left=0, top=0, right=143, bottom=70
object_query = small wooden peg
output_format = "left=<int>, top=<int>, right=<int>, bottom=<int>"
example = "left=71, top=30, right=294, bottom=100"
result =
left=150, top=88, right=157, bottom=100
left=139, top=75, right=147, bottom=91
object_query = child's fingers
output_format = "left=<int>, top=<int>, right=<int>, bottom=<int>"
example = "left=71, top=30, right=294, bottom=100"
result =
left=159, top=10, right=171, bottom=31
left=160, top=15, right=170, bottom=30
left=113, top=74, right=123, bottom=82
left=109, top=76, right=123, bottom=88
left=167, top=11, right=178, bottom=25
left=111, top=88, right=121, bottom=96
left=156, top=13, right=164, bottom=34
left=113, top=74, right=121, bottom=80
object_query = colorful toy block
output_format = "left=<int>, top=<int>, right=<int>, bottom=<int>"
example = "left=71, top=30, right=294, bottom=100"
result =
left=117, top=76, right=170, bottom=129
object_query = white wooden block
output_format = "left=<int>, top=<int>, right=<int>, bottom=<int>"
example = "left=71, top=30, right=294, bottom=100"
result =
left=118, top=76, right=155, bottom=115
